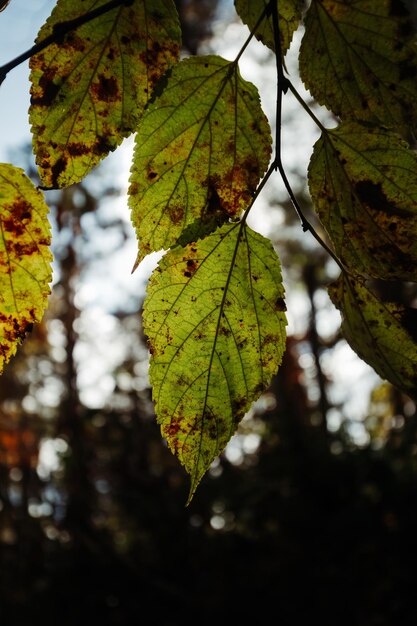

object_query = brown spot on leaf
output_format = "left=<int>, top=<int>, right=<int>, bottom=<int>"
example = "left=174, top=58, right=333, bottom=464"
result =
left=129, top=182, right=139, bottom=196
left=169, top=205, right=185, bottom=225
left=65, top=32, right=86, bottom=52
left=51, top=156, right=68, bottom=187
left=2, top=199, right=32, bottom=236
left=1, top=316, right=32, bottom=344
left=13, top=198, right=31, bottom=220
left=8, top=241, right=39, bottom=258
left=91, top=75, right=119, bottom=103
left=147, top=338, right=156, bottom=356
left=232, top=397, right=246, bottom=417
left=275, top=297, right=287, bottom=312
left=186, top=259, right=198, bottom=273
left=95, top=135, right=116, bottom=155
left=401, top=307, right=417, bottom=342
left=139, top=40, right=173, bottom=91
left=164, top=416, right=183, bottom=437
left=67, top=142, right=91, bottom=157
left=31, top=70, right=61, bottom=107
left=355, top=180, right=396, bottom=213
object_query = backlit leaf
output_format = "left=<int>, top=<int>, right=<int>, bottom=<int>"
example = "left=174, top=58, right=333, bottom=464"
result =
left=129, top=55, right=272, bottom=264
left=143, top=222, right=287, bottom=502
left=0, top=164, right=52, bottom=372
left=29, top=0, right=181, bottom=188
left=309, top=122, right=417, bottom=281
left=299, top=0, right=417, bottom=133
left=234, top=0, right=304, bottom=55
left=329, top=273, right=417, bottom=399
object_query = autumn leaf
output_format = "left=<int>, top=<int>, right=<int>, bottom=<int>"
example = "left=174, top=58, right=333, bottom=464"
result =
left=0, top=164, right=52, bottom=372
left=299, top=0, right=417, bottom=133
left=129, top=55, right=272, bottom=264
left=309, top=122, right=417, bottom=281
left=29, top=0, right=181, bottom=188
left=234, top=0, right=304, bottom=55
left=143, top=223, right=287, bottom=502
left=329, top=273, right=417, bottom=400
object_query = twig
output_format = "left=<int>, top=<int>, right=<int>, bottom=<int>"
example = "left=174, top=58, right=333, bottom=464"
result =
left=269, top=1, right=344, bottom=271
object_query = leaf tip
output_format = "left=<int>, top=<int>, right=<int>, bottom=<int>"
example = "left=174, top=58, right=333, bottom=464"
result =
left=131, top=252, right=141, bottom=274
left=185, top=473, right=202, bottom=507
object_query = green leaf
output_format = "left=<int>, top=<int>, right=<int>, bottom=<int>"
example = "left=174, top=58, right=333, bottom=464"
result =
left=234, top=0, right=304, bottom=55
left=129, top=55, right=272, bottom=264
left=143, top=223, right=287, bottom=502
left=299, top=0, right=417, bottom=132
left=309, top=122, right=417, bottom=281
left=29, top=0, right=181, bottom=188
left=0, top=164, right=52, bottom=372
left=329, top=273, right=417, bottom=399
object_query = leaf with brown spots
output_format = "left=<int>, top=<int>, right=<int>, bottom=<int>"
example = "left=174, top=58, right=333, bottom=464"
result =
left=234, top=0, right=304, bottom=56
left=29, top=0, right=181, bottom=188
left=309, top=122, right=417, bottom=281
left=0, top=164, right=52, bottom=372
left=300, top=0, right=417, bottom=134
left=129, top=55, right=272, bottom=264
left=329, top=273, right=417, bottom=400
left=143, top=222, right=287, bottom=503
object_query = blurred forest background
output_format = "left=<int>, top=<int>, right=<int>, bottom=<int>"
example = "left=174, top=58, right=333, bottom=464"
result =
left=1, top=1, right=417, bottom=625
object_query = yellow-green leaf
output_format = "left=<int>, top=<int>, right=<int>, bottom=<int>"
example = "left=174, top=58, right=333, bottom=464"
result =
left=299, top=0, right=417, bottom=132
left=143, top=223, right=287, bottom=502
left=29, top=0, right=181, bottom=188
left=0, top=164, right=52, bottom=372
left=329, top=273, right=417, bottom=399
left=129, top=55, right=272, bottom=264
left=309, top=122, right=417, bottom=281
left=234, top=0, right=304, bottom=55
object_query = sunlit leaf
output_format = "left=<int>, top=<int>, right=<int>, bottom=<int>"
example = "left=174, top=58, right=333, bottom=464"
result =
left=29, top=0, right=181, bottom=188
left=234, top=0, right=304, bottom=55
left=143, top=222, right=287, bottom=502
left=300, top=0, right=417, bottom=132
left=329, top=273, right=417, bottom=399
left=0, top=164, right=52, bottom=372
left=309, top=122, right=417, bottom=281
left=129, top=55, right=272, bottom=264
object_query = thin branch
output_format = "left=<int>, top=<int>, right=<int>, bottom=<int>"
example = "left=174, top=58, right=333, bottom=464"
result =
left=241, top=160, right=278, bottom=225
left=233, top=3, right=270, bottom=65
left=0, top=0, right=133, bottom=86
left=269, top=1, right=344, bottom=271
left=286, top=80, right=328, bottom=134
left=270, top=0, right=289, bottom=155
